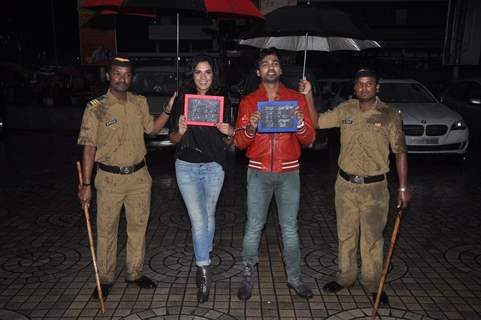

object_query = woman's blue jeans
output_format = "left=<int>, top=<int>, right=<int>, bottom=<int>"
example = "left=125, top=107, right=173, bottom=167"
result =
left=175, top=159, right=224, bottom=266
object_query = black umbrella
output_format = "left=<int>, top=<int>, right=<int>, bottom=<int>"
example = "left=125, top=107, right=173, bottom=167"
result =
left=81, top=0, right=263, bottom=89
left=239, top=4, right=380, bottom=79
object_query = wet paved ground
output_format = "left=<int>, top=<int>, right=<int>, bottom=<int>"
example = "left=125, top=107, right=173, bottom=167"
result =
left=1, top=131, right=481, bottom=320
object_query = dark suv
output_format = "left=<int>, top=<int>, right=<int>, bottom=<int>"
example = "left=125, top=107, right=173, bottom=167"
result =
left=131, top=65, right=182, bottom=149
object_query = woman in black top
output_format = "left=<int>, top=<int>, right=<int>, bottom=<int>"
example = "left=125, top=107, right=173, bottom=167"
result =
left=169, top=55, right=234, bottom=303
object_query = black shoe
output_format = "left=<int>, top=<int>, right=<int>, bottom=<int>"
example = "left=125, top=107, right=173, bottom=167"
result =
left=287, top=282, right=313, bottom=299
left=322, top=281, right=344, bottom=293
left=196, top=266, right=211, bottom=303
left=92, top=283, right=111, bottom=300
left=126, top=275, right=157, bottom=289
left=237, top=264, right=254, bottom=301
left=372, top=291, right=389, bottom=307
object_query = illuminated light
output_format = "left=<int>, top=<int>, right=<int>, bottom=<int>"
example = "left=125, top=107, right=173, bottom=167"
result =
left=450, top=120, right=467, bottom=130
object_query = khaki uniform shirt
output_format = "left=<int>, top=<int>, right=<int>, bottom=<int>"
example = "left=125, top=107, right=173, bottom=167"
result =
left=318, top=97, right=406, bottom=176
left=77, top=90, right=154, bottom=166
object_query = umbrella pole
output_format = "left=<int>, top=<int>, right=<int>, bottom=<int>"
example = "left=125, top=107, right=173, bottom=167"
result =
left=302, top=33, right=308, bottom=80
left=176, top=12, right=180, bottom=91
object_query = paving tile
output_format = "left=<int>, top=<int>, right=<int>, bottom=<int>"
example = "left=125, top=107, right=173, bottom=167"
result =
left=2, top=134, right=481, bottom=319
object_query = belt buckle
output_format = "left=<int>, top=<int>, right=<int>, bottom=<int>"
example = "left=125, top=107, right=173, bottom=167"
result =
left=120, top=166, right=132, bottom=174
left=353, top=175, right=364, bottom=184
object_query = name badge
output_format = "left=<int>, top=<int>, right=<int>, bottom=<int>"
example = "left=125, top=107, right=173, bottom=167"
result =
left=105, top=119, right=118, bottom=127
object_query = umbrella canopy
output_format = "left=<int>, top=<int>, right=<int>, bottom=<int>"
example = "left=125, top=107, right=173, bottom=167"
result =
left=243, top=4, right=374, bottom=39
left=240, top=36, right=379, bottom=52
left=81, top=0, right=264, bottom=88
left=81, top=0, right=264, bottom=19
left=238, top=4, right=380, bottom=78
left=99, top=8, right=156, bottom=17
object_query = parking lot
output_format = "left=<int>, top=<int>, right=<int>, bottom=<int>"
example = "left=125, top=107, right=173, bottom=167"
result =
left=0, top=130, right=481, bottom=320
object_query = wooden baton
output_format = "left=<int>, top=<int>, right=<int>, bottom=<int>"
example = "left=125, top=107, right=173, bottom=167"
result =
left=76, top=161, right=105, bottom=314
left=371, top=210, right=403, bottom=320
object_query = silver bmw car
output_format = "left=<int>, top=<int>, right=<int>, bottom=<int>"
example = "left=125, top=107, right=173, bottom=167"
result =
left=379, top=79, right=469, bottom=154
left=321, top=78, right=469, bottom=154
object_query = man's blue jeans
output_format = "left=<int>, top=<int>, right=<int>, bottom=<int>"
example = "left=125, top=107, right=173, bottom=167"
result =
left=242, top=168, right=302, bottom=284
left=175, top=159, right=224, bottom=267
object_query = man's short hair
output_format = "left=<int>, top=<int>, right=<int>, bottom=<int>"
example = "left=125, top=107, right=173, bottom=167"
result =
left=108, top=56, right=132, bottom=72
left=256, top=48, right=280, bottom=69
left=354, top=67, right=378, bottom=83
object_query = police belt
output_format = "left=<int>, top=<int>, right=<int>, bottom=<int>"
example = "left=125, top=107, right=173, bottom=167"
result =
left=339, top=169, right=385, bottom=184
left=98, top=160, right=145, bottom=175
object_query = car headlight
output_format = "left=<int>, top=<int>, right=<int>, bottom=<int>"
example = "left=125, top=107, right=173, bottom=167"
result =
left=451, top=120, right=467, bottom=130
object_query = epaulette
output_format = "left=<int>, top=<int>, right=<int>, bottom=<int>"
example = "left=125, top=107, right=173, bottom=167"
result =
left=87, top=95, right=105, bottom=108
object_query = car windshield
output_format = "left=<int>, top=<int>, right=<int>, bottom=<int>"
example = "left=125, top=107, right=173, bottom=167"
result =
left=131, top=72, right=177, bottom=95
left=378, top=83, right=436, bottom=103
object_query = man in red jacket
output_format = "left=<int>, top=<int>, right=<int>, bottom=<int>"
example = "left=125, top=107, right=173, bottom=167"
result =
left=234, top=48, right=315, bottom=300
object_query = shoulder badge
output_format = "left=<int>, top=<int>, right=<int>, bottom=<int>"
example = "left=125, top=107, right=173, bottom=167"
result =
left=87, top=99, right=100, bottom=108
left=87, top=95, right=105, bottom=108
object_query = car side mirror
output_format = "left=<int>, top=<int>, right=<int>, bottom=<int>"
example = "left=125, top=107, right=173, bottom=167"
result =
left=468, top=98, right=481, bottom=105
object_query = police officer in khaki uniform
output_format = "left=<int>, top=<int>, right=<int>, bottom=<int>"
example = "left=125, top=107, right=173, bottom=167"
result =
left=78, top=57, right=175, bottom=299
left=300, top=68, right=411, bottom=306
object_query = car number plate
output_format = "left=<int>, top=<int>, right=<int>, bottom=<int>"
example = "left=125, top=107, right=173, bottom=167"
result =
left=407, top=137, right=439, bottom=145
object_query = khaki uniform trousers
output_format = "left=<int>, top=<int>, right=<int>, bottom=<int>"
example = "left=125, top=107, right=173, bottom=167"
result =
left=95, top=166, right=152, bottom=284
left=334, top=174, right=389, bottom=292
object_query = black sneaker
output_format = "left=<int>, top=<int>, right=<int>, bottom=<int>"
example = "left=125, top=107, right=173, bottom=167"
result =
left=287, top=282, right=313, bottom=299
left=126, top=275, right=157, bottom=289
left=237, top=264, right=254, bottom=301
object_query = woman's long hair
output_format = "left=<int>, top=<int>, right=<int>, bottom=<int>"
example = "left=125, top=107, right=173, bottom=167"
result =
left=182, top=54, right=221, bottom=95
